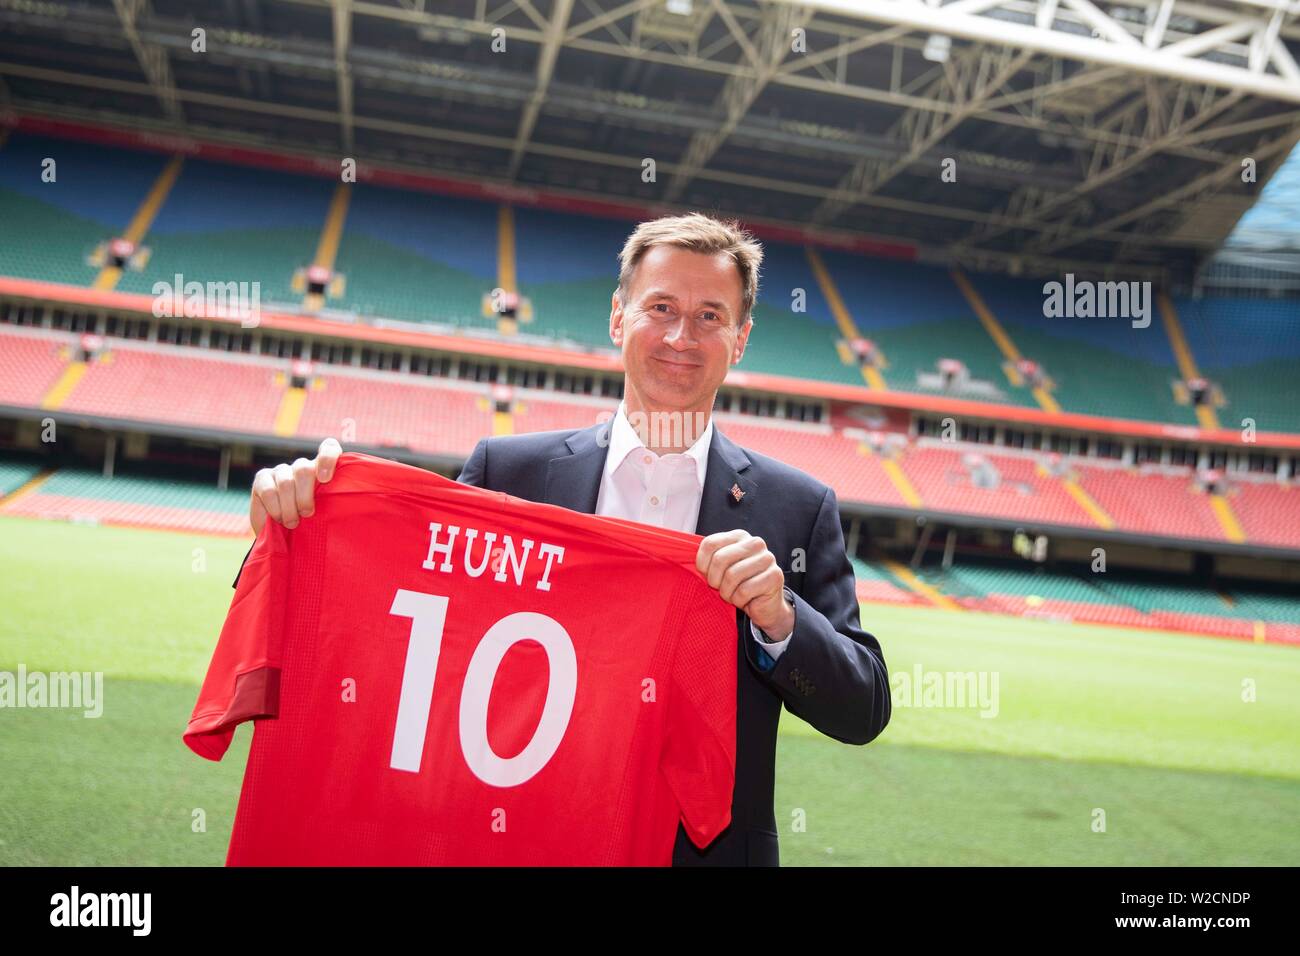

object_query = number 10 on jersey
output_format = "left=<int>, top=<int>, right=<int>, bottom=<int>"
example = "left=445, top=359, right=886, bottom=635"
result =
left=388, top=589, right=578, bottom=787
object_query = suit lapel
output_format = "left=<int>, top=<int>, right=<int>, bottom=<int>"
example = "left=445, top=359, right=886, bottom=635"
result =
left=543, top=417, right=755, bottom=536
left=544, top=420, right=610, bottom=513
left=694, top=425, right=756, bottom=536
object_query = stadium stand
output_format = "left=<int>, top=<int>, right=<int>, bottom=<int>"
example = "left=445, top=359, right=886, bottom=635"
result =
left=0, top=327, right=70, bottom=407
left=739, top=242, right=863, bottom=385
left=0, top=460, right=42, bottom=497
left=0, top=467, right=250, bottom=535
left=57, top=343, right=286, bottom=434
left=1176, top=296, right=1300, bottom=433
left=0, top=134, right=166, bottom=287
left=910, top=560, right=1300, bottom=645
left=112, top=158, right=334, bottom=308
left=818, top=253, right=1038, bottom=407
left=1230, top=480, right=1300, bottom=548
left=968, top=273, right=1193, bottom=424
left=1, top=131, right=1297, bottom=440
left=294, top=371, right=494, bottom=457
left=716, top=418, right=909, bottom=507
left=4, top=326, right=1298, bottom=548
left=514, top=207, right=634, bottom=347
left=511, top=395, right=608, bottom=434
left=1073, top=462, right=1229, bottom=542
left=2, top=129, right=1299, bottom=648
left=849, top=557, right=925, bottom=606
left=897, top=443, right=1095, bottom=527
left=332, top=185, right=500, bottom=330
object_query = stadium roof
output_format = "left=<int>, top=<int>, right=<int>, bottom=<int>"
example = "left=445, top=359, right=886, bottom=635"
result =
left=1223, top=138, right=1300, bottom=249
left=3, top=0, right=1300, bottom=284
left=1198, top=137, right=1300, bottom=289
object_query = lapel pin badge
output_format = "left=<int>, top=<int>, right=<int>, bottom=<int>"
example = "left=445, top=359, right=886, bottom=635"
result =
left=730, top=482, right=746, bottom=503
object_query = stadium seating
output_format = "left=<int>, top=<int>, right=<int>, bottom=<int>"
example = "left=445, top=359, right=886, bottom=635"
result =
left=0, top=460, right=42, bottom=497
left=3, top=132, right=1300, bottom=587
left=849, top=557, right=925, bottom=606
left=1073, top=463, right=1228, bottom=541
left=738, top=242, right=864, bottom=385
left=1228, top=588, right=1300, bottom=625
left=819, top=253, right=1038, bottom=407
left=0, top=466, right=250, bottom=535
left=0, top=134, right=166, bottom=287
left=332, top=185, right=499, bottom=330
left=912, top=559, right=1300, bottom=644
left=1175, top=296, right=1300, bottom=433
left=4, top=332, right=1297, bottom=548
left=0, top=328, right=71, bottom=407
left=294, top=372, right=493, bottom=457
left=3, top=130, right=1298, bottom=440
left=716, top=418, right=909, bottom=506
left=513, top=208, right=634, bottom=347
left=112, top=158, right=334, bottom=308
left=1215, top=480, right=1300, bottom=549
left=58, top=344, right=285, bottom=434
left=970, top=273, right=1192, bottom=424
left=512, top=396, right=608, bottom=434
left=898, top=443, right=1093, bottom=526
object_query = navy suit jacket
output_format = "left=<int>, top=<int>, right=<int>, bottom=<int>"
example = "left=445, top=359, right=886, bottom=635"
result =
left=456, top=418, right=891, bottom=866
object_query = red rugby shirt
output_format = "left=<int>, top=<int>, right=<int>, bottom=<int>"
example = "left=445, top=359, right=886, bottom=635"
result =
left=184, top=453, right=737, bottom=865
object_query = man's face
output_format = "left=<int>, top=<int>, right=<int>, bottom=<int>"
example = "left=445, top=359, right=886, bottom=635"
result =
left=610, top=245, right=751, bottom=412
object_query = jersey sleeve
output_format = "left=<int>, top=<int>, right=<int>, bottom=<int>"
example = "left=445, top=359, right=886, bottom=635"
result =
left=183, top=522, right=289, bottom=761
left=660, top=575, right=739, bottom=850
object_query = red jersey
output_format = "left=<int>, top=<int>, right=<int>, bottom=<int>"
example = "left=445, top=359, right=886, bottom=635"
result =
left=184, top=453, right=737, bottom=866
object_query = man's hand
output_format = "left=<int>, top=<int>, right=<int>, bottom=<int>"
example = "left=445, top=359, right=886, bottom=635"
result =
left=696, top=529, right=794, bottom=639
left=250, top=438, right=342, bottom=535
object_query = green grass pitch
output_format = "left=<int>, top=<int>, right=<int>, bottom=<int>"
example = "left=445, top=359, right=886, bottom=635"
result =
left=2, top=515, right=1297, bottom=866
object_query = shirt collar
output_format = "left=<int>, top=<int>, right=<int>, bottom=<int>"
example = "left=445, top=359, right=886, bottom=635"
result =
left=605, top=401, right=713, bottom=488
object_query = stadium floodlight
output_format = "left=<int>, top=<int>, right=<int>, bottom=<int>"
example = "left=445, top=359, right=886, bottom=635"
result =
left=666, top=0, right=693, bottom=14
left=922, top=33, right=952, bottom=62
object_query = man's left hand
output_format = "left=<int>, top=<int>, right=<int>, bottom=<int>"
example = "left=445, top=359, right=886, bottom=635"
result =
left=697, top=529, right=794, bottom=639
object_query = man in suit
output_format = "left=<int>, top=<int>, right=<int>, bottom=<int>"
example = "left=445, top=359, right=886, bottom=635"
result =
left=247, top=212, right=891, bottom=866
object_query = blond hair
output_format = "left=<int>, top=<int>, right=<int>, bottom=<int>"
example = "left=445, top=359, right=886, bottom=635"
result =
left=616, top=212, right=763, bottom=324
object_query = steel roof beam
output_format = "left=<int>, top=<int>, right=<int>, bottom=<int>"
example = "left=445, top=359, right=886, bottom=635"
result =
left=109, top=0, right=183, bottom=123
left=777, top=0, right=1300, bottom=103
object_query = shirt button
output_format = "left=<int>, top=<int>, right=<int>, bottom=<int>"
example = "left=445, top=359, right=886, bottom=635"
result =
left=642, top=455, right=652, bottom=465
left=650, top=496, right=660, bottom=506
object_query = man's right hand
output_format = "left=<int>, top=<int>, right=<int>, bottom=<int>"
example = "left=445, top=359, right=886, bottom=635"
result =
left=250, top=438, right=342, bottom=535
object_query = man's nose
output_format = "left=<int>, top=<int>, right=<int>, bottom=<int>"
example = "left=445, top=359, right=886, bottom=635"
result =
left=663, top=314, right=697, bottom=349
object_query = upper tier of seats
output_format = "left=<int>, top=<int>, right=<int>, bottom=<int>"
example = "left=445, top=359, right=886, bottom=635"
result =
left=2, top=129, right=1297, bottom=431
left=0, top=134, right=165, bottom=287
left=333, top=185, right=498, bottom=331
left=820, top=253, right=1040, bottom=408
left=113, top=159, right=333, bottom=309
left=970, top=273, right=1193, bottom=425
left=1175, top=296, right=1300, bottom=433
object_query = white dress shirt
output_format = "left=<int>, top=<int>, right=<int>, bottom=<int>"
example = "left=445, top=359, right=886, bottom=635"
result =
left=595, top=402, right=793, bottom=658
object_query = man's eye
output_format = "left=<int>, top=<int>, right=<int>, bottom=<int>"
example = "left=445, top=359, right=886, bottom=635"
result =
left=702, top=312, right=720, bottom=322
left=652, top=303, right=671, bottom=313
